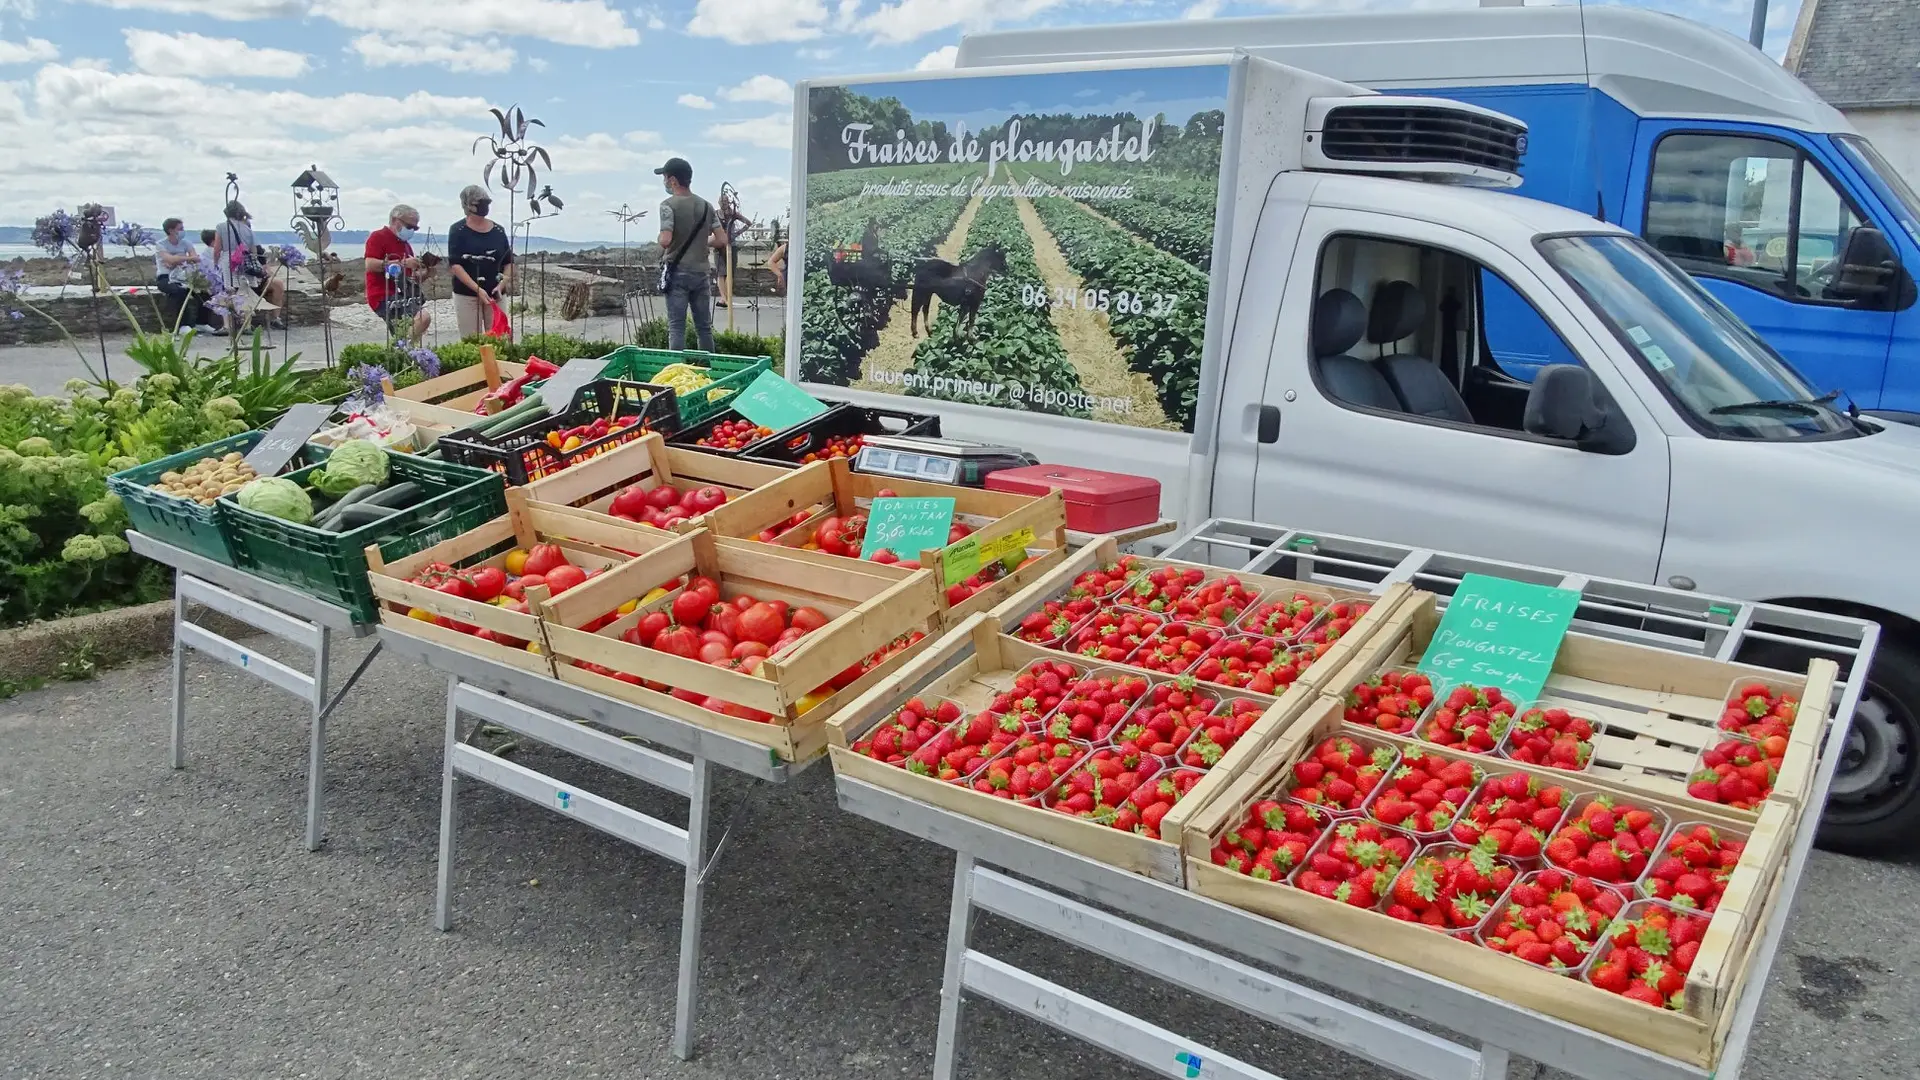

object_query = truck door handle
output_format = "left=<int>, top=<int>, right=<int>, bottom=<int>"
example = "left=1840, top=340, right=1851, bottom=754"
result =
left=1257, top=405, right=1281, bottom=443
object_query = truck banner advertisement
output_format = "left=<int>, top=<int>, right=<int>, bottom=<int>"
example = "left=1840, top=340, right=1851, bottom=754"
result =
left=798, top=64, right=1230, bottom=433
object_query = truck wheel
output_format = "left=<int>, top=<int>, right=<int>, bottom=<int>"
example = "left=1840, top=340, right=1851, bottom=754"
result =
left=1748, top=637, right=1920, bottom=855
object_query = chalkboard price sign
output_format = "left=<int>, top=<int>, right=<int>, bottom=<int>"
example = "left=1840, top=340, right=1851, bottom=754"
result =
left=731, top=370, right=829, bottom=430
left=1415, top=573, right=1582, bottom=704
left=242, top=403, right=334, bottom=474
left=861, top=496, right=955, bottom=562
left=541, top=356, right=608, bottom=415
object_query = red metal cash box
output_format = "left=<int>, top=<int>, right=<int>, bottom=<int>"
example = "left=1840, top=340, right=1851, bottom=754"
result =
left=984, top=464, right=1160, bottom=533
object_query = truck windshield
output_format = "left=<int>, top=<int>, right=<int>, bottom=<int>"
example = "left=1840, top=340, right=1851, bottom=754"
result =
left=1539, top=234, right=1858, bottom=440
left=1835, top=134, right=1920, bottom=247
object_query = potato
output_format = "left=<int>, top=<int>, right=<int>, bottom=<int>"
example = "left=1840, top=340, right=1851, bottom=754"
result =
left=223, top=452, right=244, bottom=464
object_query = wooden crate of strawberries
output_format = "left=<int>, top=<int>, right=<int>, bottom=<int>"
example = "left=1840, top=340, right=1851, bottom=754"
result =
left=700, top=456, right=1070, bottom=625
left=366, top=488, right=683, bottom=677
left=519, top=431, right=794, bottom=536
left=989, top=536, right=1400, bottom=706
left=1321, top=591, right=1838, bottom=820
left=828, top=611, right=1351, bottom=885
left=1184, top=693, right=1793, bottom=1068
left=535, top=528, right=942, bottom=761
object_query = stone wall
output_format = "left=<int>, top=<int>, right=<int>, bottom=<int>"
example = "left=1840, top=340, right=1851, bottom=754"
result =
left=0, top=284, right=332, bottom=346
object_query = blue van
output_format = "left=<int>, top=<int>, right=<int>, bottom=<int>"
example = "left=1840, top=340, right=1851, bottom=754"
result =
left=955, top=5, right=1920, bottom=415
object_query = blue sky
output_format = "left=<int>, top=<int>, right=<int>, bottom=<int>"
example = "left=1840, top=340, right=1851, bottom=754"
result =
left=0, top=0, right=1801, bottom=242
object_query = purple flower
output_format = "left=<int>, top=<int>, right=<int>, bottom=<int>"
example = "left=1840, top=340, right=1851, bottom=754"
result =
left=349, top=363, right=390, bottom=405
left=273, top=244, right=308, bottom=270
left=109, top=222, right=156, bottom=252
left=0, top=268, right=25, bottom=295
left=408, top=346, right=441, bottom=379
left=31, top=210, right=75, bottom=257
left=7, top=310, right=22, bottom=321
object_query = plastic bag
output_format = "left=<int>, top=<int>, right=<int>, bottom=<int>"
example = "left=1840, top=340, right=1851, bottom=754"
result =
left=488, top=300, right=511, bottom=337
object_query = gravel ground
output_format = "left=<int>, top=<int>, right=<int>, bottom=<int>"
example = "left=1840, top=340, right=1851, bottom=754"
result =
left=1, top=636, right=1914, bottom=1080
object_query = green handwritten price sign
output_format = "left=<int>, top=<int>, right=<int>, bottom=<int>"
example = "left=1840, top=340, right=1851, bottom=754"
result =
left=862, top=496, right=954, bottom=561
left=731, top=370, right=829, bottom=431
left=1415, top=573, right=1582, bottom=703
left=942, top=527, right=1036, bottom=586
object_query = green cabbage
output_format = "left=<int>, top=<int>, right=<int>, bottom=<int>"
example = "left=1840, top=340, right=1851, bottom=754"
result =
left=236, top=476, right=314, bottom=524
left=308, top=439, right=390, bottom=498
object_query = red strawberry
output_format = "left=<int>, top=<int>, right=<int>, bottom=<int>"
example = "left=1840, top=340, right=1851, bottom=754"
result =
left=1419, top=684, right=1516, bottom=755
left=1483, top=868, right=1621, bottom=971
left=1384, top=843, right=1517, bottom=931
left=1287, top=735, right=1397, bottom=811
left=1287, top=819, right=1414, bottom=902
left=1342, top=669, right=1435, bottom=734
left=1501, top=706, right=1600, bottom=771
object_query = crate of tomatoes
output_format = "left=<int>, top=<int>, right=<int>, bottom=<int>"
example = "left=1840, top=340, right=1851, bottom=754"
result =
left=1318, top=590, right=1838, bottom=821
left=366, top=488, right=683, bottom=676
left=1183, top=691, right=1797, bottom=1070
left=519, top=431, right=795, bottom=535
left=436, top=378, right=678, bottom=485
left=534, top=529, right=943, bottom=760
left=702, top=457, right=1069, bottom=624
left=739, top=403, right=940, bottom=466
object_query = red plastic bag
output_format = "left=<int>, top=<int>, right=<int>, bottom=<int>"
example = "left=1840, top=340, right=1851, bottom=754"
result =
left=488, top=300, right=511, bottom=337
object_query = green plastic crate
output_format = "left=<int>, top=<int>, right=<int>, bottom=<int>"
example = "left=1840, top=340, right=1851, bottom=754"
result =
left=218, top=454, right=506, bottom=622
left=107, top=431, right=324, bottom=565
left=595, top=346, right=772, bottom=426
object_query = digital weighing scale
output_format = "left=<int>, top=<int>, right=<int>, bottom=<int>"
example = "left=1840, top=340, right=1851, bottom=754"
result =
left=852, top=435, right=1037, bottom=487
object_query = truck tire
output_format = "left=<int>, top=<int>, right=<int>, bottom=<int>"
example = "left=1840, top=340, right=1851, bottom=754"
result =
left=1748, top=637, right=1920, bottom=855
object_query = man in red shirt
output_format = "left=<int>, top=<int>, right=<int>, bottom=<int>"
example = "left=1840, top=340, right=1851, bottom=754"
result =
left=365, top=203, right=433, bottom=345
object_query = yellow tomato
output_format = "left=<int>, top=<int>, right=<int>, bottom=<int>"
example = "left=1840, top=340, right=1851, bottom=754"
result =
left=616, top=598, right=639, bottom=616
left=407, top=607, right=435, bottom=622
left=796, top=690, right=834, bottom=715
left=525, top=641, right=543, bottom=654
left=640, top=586, right=670, bottom=606
left=504, top=548, right=530, bottom=575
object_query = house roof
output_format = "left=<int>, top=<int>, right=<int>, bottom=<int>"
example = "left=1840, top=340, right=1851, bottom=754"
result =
left=1786, top=0, right=1920, bottom=109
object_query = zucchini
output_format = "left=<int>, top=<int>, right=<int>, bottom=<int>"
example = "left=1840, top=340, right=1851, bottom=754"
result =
left=362, top=482, right=424, bottom=509
left=326, top=503, right=404, bottom=531
left=310, top=484, right=383, bottom=528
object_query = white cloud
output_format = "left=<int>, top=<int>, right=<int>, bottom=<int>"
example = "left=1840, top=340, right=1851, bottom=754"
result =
left=0, top=36, right=54, bottom=64
left=1182, top=0, right=1220, bottom=17
left=527, top=56, right=549, bottom=72
left=350, top=33, right=513, bottom=73
left=688, top=0, right=829, bottom=44
left=78, top=0, right=305, bottom=18
left=914, top=45, right=956, bottom=70
left=678, top=92, right=714, bottom=109
left=326, top=0, right=640, bottom=49
left=34, top=62, right=483, bottom=130
left=711, top=112, right=791, bottom=150
left=125, top=30, right=310, bottom=78
left=858, top=0, right=1079, bottom=45
left=719, top=74, right=791, bottom=105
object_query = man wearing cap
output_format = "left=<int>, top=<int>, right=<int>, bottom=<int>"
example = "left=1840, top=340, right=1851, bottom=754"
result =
left=655, top=157, right=728, bottom=351
left=212, top=200, right=288, bottom=331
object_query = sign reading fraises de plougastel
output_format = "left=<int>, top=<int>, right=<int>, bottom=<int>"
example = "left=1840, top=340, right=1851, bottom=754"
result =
left=798, top=64, right=1230, bottom=434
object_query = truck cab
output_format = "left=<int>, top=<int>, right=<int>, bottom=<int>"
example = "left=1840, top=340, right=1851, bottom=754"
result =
left=954, top=5, right=1920, bottom=417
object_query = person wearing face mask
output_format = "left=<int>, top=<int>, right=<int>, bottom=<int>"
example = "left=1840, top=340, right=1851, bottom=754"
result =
left=448, top=184, right=514, bottom=338
left=655, top=157, right=728, bottom=351
left=153, top=217, right=223, bottom=336
left=365, top=203, right=434, bottom=346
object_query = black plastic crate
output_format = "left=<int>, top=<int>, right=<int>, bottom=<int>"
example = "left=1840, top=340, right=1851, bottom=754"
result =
left=741, top=403, right=941, bottom=466
left=437, top=378, right=678, bottom=484
left=665, top=408, right=784, bottom=457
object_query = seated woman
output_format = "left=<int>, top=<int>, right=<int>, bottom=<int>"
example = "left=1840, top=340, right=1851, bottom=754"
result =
left=153, top=218, right=222, bottom=335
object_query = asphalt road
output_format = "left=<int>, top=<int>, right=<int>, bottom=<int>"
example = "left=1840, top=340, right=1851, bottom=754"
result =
left=1, top=637, right=1913, bottom=1080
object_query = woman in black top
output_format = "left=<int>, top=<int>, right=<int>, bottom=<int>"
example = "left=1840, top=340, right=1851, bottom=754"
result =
left=448, top=184, right=515, bottom=337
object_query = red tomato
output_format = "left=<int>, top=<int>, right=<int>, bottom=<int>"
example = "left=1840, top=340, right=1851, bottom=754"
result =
left=656, top=508, right=692, bottom=529
left=465, top=566, right=507, bottom=602
left=522, top=543, right=567, bottom=577
left=738, top=602, right=786, bottom=646
left=435, top=578, right=471, bottom=599
left=635, top=611, right=672, bottom=646
left=502, top=577, right=529, bottom=601
left=790, top=607, right=830, bottom=633
left=700, top=629, right=735, bottom=649
left=763, top=599, right=790, bottom=623
left=610, top=485, right=651, bottom=519
left=653, top=626, right=701, bottom=659
left=645, top=484, right=682, bottom=510
left=736, top=656, right=765, bottom=676
left=670, top=590, right=710, bottom=627
left=733, top=594, right=757, bottom=612
left=773, top=627, right=808, bottom=654
left=707, top=603, right=743, bottom=639
left=697, top=641, right=732, bottom=664
left=869, top=549, right=898, bottom=565
left=874, top=488, right=898, bottom=498
left=543, top=564, right=588, bottom=595
left=681, top=486, right=729, bottom=514
left=948, top=522, right=973, bottom=543
left=687, top=576, right=721, bottom=603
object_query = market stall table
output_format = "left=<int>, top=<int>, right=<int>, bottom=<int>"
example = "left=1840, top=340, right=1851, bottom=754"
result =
left=129, top=530, right=383, bottom=852
left=376, top=625, right=814, bottom=1062
left=835, top=517, right=1880, bottom=1080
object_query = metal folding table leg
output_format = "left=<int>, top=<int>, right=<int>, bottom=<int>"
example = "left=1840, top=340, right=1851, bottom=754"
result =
left=674, top=757, right=713, bottom=1061
left=436, top=673, right=461, bottom=933
left=933, top=853, right=976, bottom=1080
left=169, top=588, right=189, bottom=770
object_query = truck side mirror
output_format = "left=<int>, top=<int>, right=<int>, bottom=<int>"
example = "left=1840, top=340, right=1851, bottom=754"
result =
left=1523, top=365, right=1634, bottom=454
left=1827, top=226, right=1915, bottom=310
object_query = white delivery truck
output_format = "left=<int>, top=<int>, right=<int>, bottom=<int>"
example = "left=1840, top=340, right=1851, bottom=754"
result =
left=785, top=53, right=1920, bottom=852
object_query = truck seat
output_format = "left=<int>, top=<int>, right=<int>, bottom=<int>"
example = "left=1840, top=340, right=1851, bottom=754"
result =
left=1369, top=280, right=1475, bottom=425
left=1312, top=289, right=1400, bottom=412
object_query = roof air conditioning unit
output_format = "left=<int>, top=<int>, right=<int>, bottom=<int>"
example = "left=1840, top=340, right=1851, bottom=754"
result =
left=1304, top=96, right=1528, bottom=188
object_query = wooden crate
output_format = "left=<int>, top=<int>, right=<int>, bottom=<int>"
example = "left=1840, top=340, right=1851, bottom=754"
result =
left=365, top=488, right=681, bottom=677
left=387, top=346, right=532, bottom=414
left=519, top=431, right=796, bottom=538
left=1318, top=592, right=1838, bottom=819
left=827, top=612, right=1331, bottom=885
left=701, top=456, right=1071, bottom=626
left=1184, top=697, right=1790, bottom=1070
left=536, top=529, right=943, bottom=760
